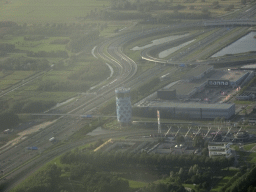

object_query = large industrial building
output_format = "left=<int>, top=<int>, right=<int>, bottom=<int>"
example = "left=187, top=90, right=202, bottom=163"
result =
left=137, top=102, right=235, bottom=119
left=165, top=67, right=251, bottom=100
left=133, top=65, right=252, bottom=120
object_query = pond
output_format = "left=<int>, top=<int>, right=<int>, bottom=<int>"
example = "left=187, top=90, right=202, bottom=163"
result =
left=131, top=34, right=189, bottom=51
left=212, top=31, right=256, bottom=57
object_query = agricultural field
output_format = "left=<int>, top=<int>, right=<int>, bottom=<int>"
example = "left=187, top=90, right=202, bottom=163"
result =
left=0, top=71, right=35, bottom=90
left=1, top=36, right=69, bottom=52
left=0, top=0, right=109, bottom=24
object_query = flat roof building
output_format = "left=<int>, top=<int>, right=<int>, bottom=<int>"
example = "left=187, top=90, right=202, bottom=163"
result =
left=208, top=142, right=232, bottom=158
left=136, top=101, right=235, bottom=119
left=182, top=65, right=213, bottom=82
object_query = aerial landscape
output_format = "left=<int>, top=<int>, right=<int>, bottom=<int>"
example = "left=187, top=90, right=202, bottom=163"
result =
left=1, top=0, right=256, bottom=191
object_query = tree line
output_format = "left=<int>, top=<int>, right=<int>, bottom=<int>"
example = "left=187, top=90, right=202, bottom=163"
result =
left=220, top=165, right=256, bottom=192
left=0, top=57, right=49, bottom=71
left=59, top=150, right=234, bottom=192
left=67, top=60, right=109, bottom=82
left=37, top=80, right=89, bottom=92
left=67, top=30, right=99, bottom=53
left=0, top=112, right=19, bottom=132
left=10, top=144, right=235, bottom=192
left=9, top=100, right=56, bottom=113
left=60, top=150, right=233, bottom=173
left=27, top=50, right=68, bottom=58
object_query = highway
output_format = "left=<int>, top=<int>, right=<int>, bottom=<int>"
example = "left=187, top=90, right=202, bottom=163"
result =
left=1, top=5, right=256, bottom=191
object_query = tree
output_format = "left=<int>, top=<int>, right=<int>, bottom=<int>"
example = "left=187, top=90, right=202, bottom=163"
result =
left=0, top=112, right=19, bottom=131
left=189, top=5, right=195, bottom=10
left=193, top=135, right=204, bottom=148
left=241, top=0, right=246, bottom=5
left=176, top=135, right=185, bottom=144
left=212, top=1, right=219, bottom=6
left=202, top=148, right=209, bottom=156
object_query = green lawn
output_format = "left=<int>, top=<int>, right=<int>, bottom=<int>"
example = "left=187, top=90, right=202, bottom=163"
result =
left=128, top=180, right=148, bottom=189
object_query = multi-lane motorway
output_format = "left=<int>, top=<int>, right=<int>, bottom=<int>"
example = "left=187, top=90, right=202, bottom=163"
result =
left=1, top=5, right=256, bottom=191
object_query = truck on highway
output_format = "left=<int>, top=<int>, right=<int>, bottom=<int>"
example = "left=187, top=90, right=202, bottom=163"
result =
left=49, top=137, right=56, bottom=142
left=27, top=147, right=38, bottom=150
left=80, top=115, right=92, bottom=119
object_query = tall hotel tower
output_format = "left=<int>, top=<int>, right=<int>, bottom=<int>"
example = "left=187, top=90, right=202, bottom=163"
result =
left=115, top=87, right=132, bottom=124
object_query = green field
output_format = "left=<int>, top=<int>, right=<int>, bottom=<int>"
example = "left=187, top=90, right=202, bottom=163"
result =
left=0, top=0, right=109, bottom=24
left=1, top=36, right=69, bottom=52
left=0, top=71, right=35, bottom=90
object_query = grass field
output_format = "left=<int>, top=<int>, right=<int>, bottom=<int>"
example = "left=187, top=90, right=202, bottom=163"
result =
left=0, top=71, right=35, bottom=90
left=0, top=0, right=244, bottom=25
left=2, top=36, right=69, bottom=52
left=128, top=180, right=148, bottom=188
left=0, top=0, right=109, bottom=24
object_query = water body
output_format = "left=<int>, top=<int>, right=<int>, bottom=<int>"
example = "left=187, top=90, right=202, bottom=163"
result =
left=159, top=39, right=195, bottom=58
left=212, top=32, right=256, bottom=57
left=131, top=34, right=189, bottom=51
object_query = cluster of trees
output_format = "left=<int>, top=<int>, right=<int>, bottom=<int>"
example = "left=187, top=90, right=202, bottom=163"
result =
left=0, top=21, right=18, bottom=28
left=151, top=11, right=211, bottom=23
left=21, top=22, right=97, bottom=37
left=0, top=43, right=15, bottom=52
left=27, top=50, right=68, bottom=58
left=24, top=35, right=45, bottom=41
left=86, top=9, right=151, bottom=21
left=83, top=174, right=129, bottom=192
left=37, top=80, right=88, bottom=92
left=60, top=151, right=233, bottom=173
left=67, top=30, right=99, bottom=53
left=220, top=165, right=256, bottom=192
left=59, top=150, right=234, bottom=192
left=50, top=39, right=70, bottom=44
left=68, top=60, right=109, bottom=82
left=110, top=0, right=184, bottom=11
left=141, top=183, right=186, bottom=192
left=12, top=147, right=236, bottom=192
left=13, top=163, right=129, bottom=192
left=102, top=10, right=150, bottom=21
left=0, top=21, right=19, bottom=39
left=169, top=164, right=212, bottom=190
left=10, top=100, right=56, bottom=113
left=0, top=112, right=19, bottom=131
left=71, top=166, right=130, bottom=192
left=0, top=57, right=49, bottom=71
left=13, top=164, right=62, bottom=192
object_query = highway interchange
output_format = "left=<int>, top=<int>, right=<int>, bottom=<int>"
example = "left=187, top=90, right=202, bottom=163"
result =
left=1, top=4, right=256, bottom=191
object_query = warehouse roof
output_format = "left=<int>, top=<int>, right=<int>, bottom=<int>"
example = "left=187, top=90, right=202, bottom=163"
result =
left=168, top=80, right=206, bottom=95
left=140, top=101, right=234, bottom=109
left=183, top=65, right=213, bottom=79
left=210, top=70, right=249, bottom=82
